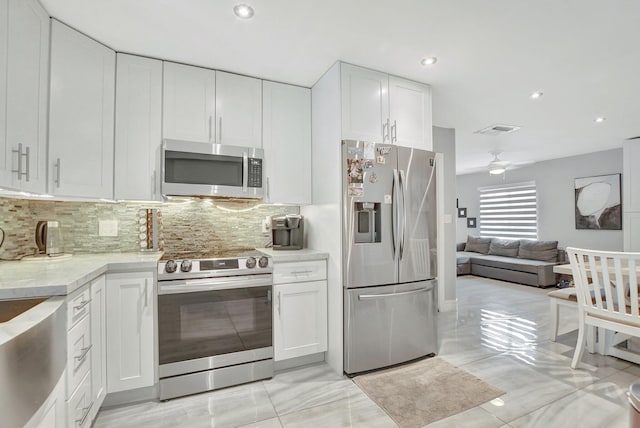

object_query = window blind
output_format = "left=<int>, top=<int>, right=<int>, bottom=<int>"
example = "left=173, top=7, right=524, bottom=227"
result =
left=478, top=181, right=538, bottom=240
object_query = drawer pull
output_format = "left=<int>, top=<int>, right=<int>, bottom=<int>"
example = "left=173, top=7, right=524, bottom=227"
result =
left=73, top=298, right=91, bottom=311
left=75, top=401, right=94, bottom=426
left=75, top=344, right=92, bottom=362
left=292, top=270, right=312, bottom=275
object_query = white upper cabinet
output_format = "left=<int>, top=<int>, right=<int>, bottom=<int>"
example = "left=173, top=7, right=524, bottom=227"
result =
left=341, top=63, right=389, bottom=143
left=49, top=20, right=115, bottom=199
left=115, top=54, right=162, bottom=201
left=216, top=71, right=262, bottom=148
left=162, top=62, right=216, bottom=143
left=0, top=0, right=49, bottom=193
left=340, top=63, right=433, bottom=150
left=262, top=81, right=311, bottom=204
left=389, top=76, right=432, bottom=150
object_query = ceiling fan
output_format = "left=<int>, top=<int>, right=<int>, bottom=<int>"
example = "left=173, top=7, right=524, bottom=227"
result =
left=487, top=150, right=510, bottom=175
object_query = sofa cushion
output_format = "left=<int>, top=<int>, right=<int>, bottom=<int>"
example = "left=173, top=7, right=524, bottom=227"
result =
left=519, top=240, right=558, bottom=262
left=456, top=251, right=475, bottom=264
left=488, top=239, right=520, bottom=257
left=469, top=254, right=557, bottom=275
left=464, top=236, right=492, bottom=254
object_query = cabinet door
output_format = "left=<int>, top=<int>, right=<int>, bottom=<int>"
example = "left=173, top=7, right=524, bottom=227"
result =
left=340, top=63, right=389, bottom=143
left=624, top=212, right=640, bottom=252
left=274, top=280, right=327, bottom=361
left=163, top=62, right=215, bottom=143
left=115, top=54, right=162, bottom=201
left=49, top=20, right=115, bottom=199
left=0, top=0, right=49, bottom=193
left=106, top=271, right=155, bottom=393
left=262, top=81, right=311, bottom=204
left=389, top=76, right=432, bottom=150
left=216, top=71, right=262, bottom=147
left=90, top=275, right=106, bottom=421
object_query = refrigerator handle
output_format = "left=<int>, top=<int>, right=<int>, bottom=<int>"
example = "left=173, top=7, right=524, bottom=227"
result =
left=399, top=169, right=407, bottom=260
left=391, top=169, right=399, bottom=259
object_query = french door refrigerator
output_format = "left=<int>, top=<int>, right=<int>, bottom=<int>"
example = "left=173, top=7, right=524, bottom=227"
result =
left=342, top=140, right=437, bottom=375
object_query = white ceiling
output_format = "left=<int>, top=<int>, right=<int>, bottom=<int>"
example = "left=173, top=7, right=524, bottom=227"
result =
left=40, top=0, right=640, bottom=174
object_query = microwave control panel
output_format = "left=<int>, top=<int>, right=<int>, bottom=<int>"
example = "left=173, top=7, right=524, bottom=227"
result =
left=248, top=158, right=263, bottom=188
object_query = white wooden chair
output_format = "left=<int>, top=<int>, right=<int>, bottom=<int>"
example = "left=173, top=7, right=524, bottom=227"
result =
left=567, top=247, right=640, bottom=369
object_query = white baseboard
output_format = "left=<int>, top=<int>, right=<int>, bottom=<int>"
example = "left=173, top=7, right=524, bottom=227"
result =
left=439, top=299, right=458, bottom=312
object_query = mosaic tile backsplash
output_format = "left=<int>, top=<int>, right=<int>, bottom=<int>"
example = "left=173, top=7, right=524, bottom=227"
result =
left=0, top=196, right=298, bottom=260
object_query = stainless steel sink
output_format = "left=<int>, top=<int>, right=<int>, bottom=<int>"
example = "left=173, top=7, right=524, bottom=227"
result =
left=0, top=297, right=66, bottom=428
left=0, top=298, right=47, bottom=322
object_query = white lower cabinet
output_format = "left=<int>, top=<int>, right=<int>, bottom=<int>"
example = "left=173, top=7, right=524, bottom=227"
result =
left=106, top=271, right=155, bottom=393
left=64, top=275, right=105, bottom=428
left=273, top=260, right=328, bottom=361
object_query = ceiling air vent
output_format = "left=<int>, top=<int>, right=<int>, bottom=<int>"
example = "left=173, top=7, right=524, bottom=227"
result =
left=475, top=124, right=521, bottom=136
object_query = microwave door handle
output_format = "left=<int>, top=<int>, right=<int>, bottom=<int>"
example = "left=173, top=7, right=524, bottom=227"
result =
left=242, top=152, right=249, bottom=193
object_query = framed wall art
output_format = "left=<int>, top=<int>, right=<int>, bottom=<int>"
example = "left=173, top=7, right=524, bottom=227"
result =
left=574, top=173, right=622, bottom=230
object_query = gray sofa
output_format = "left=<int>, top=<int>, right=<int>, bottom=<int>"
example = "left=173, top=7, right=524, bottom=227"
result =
left=457, top=236, right=564, bottom=288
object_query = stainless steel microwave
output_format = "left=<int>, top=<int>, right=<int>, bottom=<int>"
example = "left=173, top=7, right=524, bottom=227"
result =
left=162, top=139, right=264, bottom=199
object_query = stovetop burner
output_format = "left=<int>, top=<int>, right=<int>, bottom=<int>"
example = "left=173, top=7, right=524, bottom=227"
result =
left=160, top=248, right=263, bottom=261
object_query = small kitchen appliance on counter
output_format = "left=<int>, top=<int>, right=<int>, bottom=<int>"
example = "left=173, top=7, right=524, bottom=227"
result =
left=35, top=220, right=65, bottom=257
left=157, top=248, right=273, bottom=400
left=271, top=214, right=304, bottom=250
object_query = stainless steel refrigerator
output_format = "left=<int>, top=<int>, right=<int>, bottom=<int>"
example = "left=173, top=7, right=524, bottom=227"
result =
left=342, top=140, right=437, bottom=375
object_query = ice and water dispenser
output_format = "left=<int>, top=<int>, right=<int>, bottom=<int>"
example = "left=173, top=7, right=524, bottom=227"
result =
left=354, top=202, right=381, bottom=244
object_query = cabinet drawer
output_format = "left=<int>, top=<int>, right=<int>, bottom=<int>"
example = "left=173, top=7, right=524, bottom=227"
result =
left=66, top=313, right=91, bottom=398
left=273, top=260, right=326, bottom=284
left=67, top=285, right=91, bottom=329
left=67, top=371, right=92, bottom=428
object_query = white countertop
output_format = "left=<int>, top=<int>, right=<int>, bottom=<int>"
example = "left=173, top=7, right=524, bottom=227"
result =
left=257, top=248, right=329, bottom=263
left=0, top=252, right=162, bottom=300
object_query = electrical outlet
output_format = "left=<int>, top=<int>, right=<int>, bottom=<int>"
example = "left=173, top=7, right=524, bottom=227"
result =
left=98, top=219, right=118, bottom=237
left=261, top=216, right=271, bottom=234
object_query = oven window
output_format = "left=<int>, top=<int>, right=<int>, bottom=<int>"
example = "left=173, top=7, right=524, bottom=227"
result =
left=164, top=151, right=243, bottom=187
left=158, top=287, right=272, bottom=365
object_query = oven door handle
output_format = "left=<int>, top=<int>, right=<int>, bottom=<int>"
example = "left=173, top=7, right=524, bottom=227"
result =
left=158, top=275, right=272, bottom=295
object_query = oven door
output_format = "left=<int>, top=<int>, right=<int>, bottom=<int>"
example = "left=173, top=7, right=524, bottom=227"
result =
left=162, top=139, right=264, bottom=198
left=158, top=274, right=272, bottom=378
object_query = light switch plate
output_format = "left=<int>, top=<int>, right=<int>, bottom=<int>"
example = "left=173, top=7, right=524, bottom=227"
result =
left=99, top=219, right=118, bottom=237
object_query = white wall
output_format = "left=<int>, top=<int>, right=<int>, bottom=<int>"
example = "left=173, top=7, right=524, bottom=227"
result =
left=456, top=148, right=623, bottom=250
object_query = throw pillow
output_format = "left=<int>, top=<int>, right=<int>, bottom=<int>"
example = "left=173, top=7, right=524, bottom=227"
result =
left=464, top=236, right=492, bottom=254
left=488, top=238, right=520, bottom=257
left=519, top=240, right=558, bottom=262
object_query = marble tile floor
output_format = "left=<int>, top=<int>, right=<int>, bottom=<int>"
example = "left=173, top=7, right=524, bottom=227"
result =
left=95, top=275, right=640, bottom=428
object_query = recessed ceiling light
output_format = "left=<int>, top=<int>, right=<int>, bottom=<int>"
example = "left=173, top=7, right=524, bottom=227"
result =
left=420, top=57, right=438, bottom=66
left=530, top=91, right=543, bottom=99
left=594, top=117, right=606, bottom=123
left=233, top=4, right=254, bottom=19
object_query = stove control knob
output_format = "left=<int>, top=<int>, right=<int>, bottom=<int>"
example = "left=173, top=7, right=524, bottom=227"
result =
left=180, top=260, right=193, bottom=272
left=258, top=256, right=269, bottom=268
left=246, top=257, right=257, bottom=269
left=165, top=260, right=177, bottom=273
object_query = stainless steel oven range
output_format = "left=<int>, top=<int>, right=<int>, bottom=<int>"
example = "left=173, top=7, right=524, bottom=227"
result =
left=157, top=249, right=272, bottom=400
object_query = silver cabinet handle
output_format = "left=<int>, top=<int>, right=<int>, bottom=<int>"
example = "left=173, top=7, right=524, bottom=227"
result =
left=73, top=298, right=91, bottom=311
left=144, top=279, right=149, bottom=308
left=278, top=291, right=282, bottom=317
left=359, top=287, right=429, bottom=300
left=208, top=116, right=213, bottom=142
left=54, top=158, right=61, bottom=188
left=75, top=401, right=94, bottom=426
left=382, top=121, right=387, bottom=142
left=75, top=344, right=92, bottom=362
left=291, top=270, right=312, bottom=275
left=24, top=146, right=30, bottom=182
left=11, top=143, right=27, bottom=180
left=391, top=120, right=397, bottom=143
left=151, top=170, right=157, bottom=198
left=219, top=116, right=222, bottom=143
